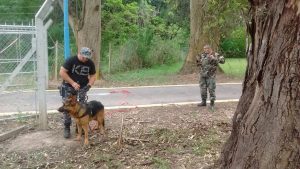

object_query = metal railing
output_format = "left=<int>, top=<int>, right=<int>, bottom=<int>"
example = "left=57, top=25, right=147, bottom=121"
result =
left=0, top=23, right=37, bottom=92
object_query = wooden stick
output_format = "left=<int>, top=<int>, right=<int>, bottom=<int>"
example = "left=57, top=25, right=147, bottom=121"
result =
left=109, top=136, right=150, bottom=142
left=123, top=137, right=150, bottom=142
left=117, top=114, right=124, bottom=148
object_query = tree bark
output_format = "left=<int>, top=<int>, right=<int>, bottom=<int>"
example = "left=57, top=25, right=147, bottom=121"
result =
left=219, top=0, right=300, bottom=168
left=180, top=0, right=206, bottom=74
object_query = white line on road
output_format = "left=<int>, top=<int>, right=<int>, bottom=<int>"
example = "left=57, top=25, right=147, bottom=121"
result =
left=0, top=99, right=239, bottom=116
left=48, top=83, right=243, bottom=91
left=88, top=93, right=111, bottom=96
left=0, top=83, right=242, bottom=94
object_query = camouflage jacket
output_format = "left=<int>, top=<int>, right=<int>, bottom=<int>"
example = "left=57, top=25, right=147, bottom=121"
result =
left=196, top=52, right=225, bottom=78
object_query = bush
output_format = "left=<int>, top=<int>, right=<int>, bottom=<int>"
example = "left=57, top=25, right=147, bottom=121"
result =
left=104, top=34, right=184, bottom=73
left=145, top=37, right=182, bottom=67
left=220, top=27, right=246, bottom=58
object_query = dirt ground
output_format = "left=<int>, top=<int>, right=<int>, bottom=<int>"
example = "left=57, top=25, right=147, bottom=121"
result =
left=0, top=102, right=237, bottom=169
left=0, top=72, right=240, bottom=168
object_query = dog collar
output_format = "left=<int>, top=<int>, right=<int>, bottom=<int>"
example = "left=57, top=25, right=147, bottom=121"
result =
left=77, top=104, right=89, bottom=118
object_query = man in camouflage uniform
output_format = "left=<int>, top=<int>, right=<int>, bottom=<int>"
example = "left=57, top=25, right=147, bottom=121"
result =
left=196, top=45, right=225, bottom=108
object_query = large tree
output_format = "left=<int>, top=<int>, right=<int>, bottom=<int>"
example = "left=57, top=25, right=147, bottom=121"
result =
left=219, top=0, right=300, bottom=168
left=180, top=0, right=245, bottom=74
left=59, top=0, right=102, bottom=78
left=180, top=0, right=208, bottom=74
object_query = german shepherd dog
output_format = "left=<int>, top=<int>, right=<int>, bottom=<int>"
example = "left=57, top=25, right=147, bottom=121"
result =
left=58, top=94, right=105, bottom=145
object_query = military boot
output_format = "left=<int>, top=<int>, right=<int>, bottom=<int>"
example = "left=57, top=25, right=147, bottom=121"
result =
left=197, top=100, right=207, bottom=107
left=209, top=100, right=215, bottom=111
left=64, top=126, right=71, bottom=138
left=210, top=100, right=215, bottom=107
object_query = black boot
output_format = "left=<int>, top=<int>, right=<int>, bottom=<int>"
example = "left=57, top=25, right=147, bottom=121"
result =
left=209, top=100, right=215, bottom=111
left=210, top=100, right=215, bottom=107
left=197, top=100, right=207, bottom=107
left=64, top=126, right=71, bottom=138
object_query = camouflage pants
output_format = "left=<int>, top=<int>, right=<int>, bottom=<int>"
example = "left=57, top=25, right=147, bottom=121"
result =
left=199, top=76, right=216, bottom=101
left=61, top=86, right=87, bottom=127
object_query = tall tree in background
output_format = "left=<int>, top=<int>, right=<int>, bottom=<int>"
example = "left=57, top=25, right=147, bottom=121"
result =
left=180, top=0, right=229, bottom=74
left=181, top=0, right=247, bottom=74
left=59, top=0, right=102, bottom=78
left=219, top=0, right=300, bottom=168
left=180, top=0, right=207, bottom=74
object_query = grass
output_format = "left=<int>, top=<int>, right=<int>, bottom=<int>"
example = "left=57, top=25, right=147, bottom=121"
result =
left=99, top=58, right=246, bottom=86
left=104, top=62, right=183, bottom=84
left=192, top=129, right=221, bottom=156
left=219, top=58, right=247, bottom=78
left=152, top=157, right=171, bottom=169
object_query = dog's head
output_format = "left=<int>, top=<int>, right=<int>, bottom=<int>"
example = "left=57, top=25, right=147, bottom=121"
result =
left=57, top=94, right=77, bottom=113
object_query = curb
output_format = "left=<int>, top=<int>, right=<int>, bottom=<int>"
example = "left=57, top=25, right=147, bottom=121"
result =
left=0, top=99, right=239, bottom=119
left=0, top=125, right=27, bottom=142
left=3, top=83, right=243, bottom=93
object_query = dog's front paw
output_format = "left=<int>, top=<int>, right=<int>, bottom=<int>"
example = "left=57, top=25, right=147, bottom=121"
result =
left=100, top=129, right=105, bottom=135
left=84, top=140, right=89, bottom=145
left=75, top=136, right=81, bottom=141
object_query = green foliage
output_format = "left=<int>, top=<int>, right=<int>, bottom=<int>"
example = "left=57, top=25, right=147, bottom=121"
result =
left=103, top=61, right=183, bottom=85
left=152, top=157, right=171, bottom=169
left=145, top=36, right=182, bottom=66
left=101, top=0, right=188, bottom=73
left=102, top=0, right=139, bottom=44
left=204, top=0, right=248, bottom=34
left=1, top=0, right=249, bottom=77
left=105, top=32, right=184, bottom=73
left=220, top=27, right=246, bottom=58
left=0, top=0, right=42, bottom=24
left=48, top=23, right=64, bottom=43
left=192, top=129, right=221, bottom=156
left=148, top=0, right=190, bottom=28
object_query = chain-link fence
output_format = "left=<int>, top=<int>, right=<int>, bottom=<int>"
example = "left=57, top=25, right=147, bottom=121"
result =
left=0, top=27, right=68, bottom=91
left=0, top=24, right=37, bottom=92
left=48, top=41, right=65, bottom=82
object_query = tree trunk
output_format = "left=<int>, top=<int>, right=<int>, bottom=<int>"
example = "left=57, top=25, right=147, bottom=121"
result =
left=180, top=0, right=221, bottom=74
left=180, top=0, right=206, bottom=74
left=58, top=0, right=102, bottom=79
left=219, top=1, right=300, bottom=169
left=74, top=0, right=101, bottom=79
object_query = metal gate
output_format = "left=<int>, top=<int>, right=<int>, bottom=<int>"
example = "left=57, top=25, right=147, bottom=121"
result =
left=0, top=24, right=37, bottom=93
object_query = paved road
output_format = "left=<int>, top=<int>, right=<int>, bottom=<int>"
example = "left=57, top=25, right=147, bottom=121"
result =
left=0, top=83, right=242, bottom=114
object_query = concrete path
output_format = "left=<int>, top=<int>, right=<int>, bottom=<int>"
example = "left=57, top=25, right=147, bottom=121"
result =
left=0, top=83, right=242, bottom=115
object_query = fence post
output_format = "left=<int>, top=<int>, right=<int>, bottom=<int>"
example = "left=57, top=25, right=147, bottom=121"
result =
left=44, top=20, right=52, bottom=89
left=35, top=0, right=54, bottom=130
left=54, top=41, right=58, bottom=81
left=108, top=42, right=112, bottom=74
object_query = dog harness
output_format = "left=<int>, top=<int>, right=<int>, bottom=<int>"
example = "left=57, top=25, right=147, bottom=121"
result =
left=75, top=104, right=89, bottom=118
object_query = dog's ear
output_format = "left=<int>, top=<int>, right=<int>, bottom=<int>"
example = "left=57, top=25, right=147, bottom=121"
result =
left=66, top=95, right=77, bottom=105
left=67, top=95, right=76, bottom=101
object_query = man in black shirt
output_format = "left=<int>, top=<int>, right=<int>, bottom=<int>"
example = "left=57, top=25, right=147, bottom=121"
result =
left=59, top=47, right=96, bottom=138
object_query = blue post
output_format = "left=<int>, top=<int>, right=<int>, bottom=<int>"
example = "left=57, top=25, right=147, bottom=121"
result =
left=64, top=0, right=70, bottom=59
